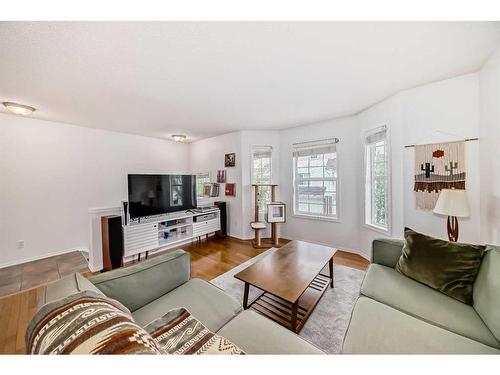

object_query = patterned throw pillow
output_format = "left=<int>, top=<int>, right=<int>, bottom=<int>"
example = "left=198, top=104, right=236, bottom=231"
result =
left=144, top=308, right=245, bottom=355
left=26, top=291, right=163, bottom=354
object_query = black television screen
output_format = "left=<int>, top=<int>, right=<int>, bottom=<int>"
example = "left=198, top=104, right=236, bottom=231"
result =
left=128, top=174, right=197, bottom=219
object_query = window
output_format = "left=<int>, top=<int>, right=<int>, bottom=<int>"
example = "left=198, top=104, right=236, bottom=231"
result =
left=195, top=172, right=210, bottom=197
left=364, top=126, right=390, bottom=232
left=252, top=146, right=272, bottom=184
left=252, top=146, right=273, bottom=215
left=293, top=140, right=338, bottom=220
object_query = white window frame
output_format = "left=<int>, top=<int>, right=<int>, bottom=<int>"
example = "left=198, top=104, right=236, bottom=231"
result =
left=292, top=139, right=339, bottom=222
left=251, top=145, right=273, bottom=216
left=251, top=145, right=273, bottom=185
left=363, top=125, right=391, bottom=234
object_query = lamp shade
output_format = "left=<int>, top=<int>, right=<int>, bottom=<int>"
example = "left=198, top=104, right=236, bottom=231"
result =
left=433, top=189, right=470, bottom=218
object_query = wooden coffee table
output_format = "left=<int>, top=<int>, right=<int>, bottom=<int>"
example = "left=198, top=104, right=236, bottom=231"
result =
left=234, top=240, right=335, bottom=333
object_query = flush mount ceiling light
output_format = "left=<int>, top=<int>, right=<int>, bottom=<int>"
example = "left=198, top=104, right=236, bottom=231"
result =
left=171, top=134, right=187, bottom=142
left=2, top=102, right=36, bottom=116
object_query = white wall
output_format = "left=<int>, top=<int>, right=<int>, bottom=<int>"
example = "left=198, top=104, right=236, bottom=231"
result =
left=479, top=46, right=500, bottom=245
left=279, top=117, right=363, bottom=254
left=189, top=132, right=244, bottom=238
left=357, top=73, right=481, bottom=255
left=0, top=114, right=190, bottom=267
left=401, top=74, right=481, bottom=243
left=189, top=130, right=281, bottom=240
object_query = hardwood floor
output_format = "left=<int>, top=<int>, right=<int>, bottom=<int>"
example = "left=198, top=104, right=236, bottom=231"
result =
left=0, top=236, right=369, bottom=354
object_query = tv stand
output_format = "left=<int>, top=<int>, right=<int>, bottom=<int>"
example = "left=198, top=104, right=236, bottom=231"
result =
left=122, top=208, right=220, bottom=259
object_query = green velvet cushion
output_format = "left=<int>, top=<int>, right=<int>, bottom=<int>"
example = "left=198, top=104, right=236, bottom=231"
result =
left=395, top=228, right=485, bottom=305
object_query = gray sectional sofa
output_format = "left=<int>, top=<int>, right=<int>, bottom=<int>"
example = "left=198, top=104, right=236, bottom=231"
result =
left=40, top=249, right=324, bottom=355
left=342, top=239, right=500, bottom=354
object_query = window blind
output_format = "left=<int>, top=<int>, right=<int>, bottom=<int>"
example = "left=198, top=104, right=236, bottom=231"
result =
left=292, top=140, right=337, bottom=157
left=365, top=126, right=387, bottom=144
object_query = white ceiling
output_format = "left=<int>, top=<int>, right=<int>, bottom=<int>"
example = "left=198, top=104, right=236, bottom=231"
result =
left=1, top=22, right=500, bottom=142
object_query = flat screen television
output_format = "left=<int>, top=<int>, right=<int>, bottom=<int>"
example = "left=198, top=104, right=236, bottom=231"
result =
left=127, top=174, right=197, bottom=219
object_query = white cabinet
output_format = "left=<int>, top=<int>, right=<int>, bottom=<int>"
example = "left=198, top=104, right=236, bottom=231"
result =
left=193, top=219, right=220, bottom=238
left=123, top=222, right=159, bottom=257
left=122, top=209, right=221, bottom=259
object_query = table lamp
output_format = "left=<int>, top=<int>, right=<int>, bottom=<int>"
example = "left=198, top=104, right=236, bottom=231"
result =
left=433, top=189, right=470, bottom=242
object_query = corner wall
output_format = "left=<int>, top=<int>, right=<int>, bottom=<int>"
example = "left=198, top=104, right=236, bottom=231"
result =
left=240, top=130, right=281, bottom=240
left=278, top=117, right=363, bottom=254
left=479, top=45, right=500, bottom=245
left=357, top=73, right=481, bottom=254
left=188, top=130, right=281, bottom=240
left=188, top=132, right=244, bottom=238
left=188, top=73, right=484, bottom=259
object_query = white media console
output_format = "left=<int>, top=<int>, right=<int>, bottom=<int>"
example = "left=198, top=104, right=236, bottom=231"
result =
left=122, top=208, right=221, bottom=258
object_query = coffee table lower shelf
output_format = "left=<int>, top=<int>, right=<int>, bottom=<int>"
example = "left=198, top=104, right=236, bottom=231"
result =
left=245, top=273, right=332, bottom=333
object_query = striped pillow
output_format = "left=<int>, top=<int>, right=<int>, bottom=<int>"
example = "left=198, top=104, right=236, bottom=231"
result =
left=26, top=291, right=163, bottom=354
left=145, top=307, right=244, bottom=355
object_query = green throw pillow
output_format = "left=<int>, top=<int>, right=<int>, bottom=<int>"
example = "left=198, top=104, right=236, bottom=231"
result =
left=395, top=228, right=485, bottom=305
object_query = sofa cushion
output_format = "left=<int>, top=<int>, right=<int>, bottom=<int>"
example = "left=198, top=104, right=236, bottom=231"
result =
left=132, top=278, right=242, bottom=332
left=90, top=250, right=190, bottom=312
left=473, top=245, right=500, bottom=342
left=361, top=264, right=499, bottom=348
left=342, top=297, right=500, bottom=354
left=217, top=310, right=324, bottom=354
left=395, top=228, right=485, bottom=305
left=40, top=273, right=105, bottom=308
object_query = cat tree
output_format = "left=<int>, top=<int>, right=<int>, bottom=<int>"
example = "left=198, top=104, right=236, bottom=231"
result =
left=250, top=184, right=286, bottom=248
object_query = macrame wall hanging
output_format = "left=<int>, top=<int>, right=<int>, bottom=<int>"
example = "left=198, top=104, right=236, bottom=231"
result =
left=414, top=141, right=466, bottom=209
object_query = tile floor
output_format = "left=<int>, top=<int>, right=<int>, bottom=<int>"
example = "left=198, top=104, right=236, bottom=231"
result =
left=0, top=251, right=90, bottom=298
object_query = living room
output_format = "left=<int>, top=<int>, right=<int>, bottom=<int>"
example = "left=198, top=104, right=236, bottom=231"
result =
left=1, top=1, right=500, bottom=372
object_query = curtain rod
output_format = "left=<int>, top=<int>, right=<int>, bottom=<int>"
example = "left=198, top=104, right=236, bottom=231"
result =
left=404, top=137, right=478, bottom=148
left=293, top=137, right=339, bottom=146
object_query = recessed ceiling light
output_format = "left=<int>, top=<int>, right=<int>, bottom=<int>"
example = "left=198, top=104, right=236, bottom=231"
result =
left=2, top=102, right=36, bottom=116
left=172, top=134, right=187, bottom=142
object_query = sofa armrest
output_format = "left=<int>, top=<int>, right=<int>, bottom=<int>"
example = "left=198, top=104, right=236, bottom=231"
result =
left=39, top=273, right=106, bottom=309
left=89, top=250, right=190, bottom=312
left=371, top=238, right=404, bottom=267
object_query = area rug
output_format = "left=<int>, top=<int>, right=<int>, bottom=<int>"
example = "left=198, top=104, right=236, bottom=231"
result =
left=210, top=248, right=365, bottom=354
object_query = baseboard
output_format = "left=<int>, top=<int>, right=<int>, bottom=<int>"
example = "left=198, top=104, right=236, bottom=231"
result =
left=280, top=235, right=370, bottom=261
left=0, top=247, right=89, bottom=270
left=343, top=247, right=371, bottom=261
left=227, top=233, right=253, bottom=241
